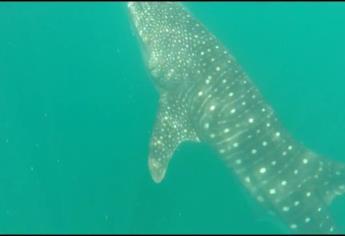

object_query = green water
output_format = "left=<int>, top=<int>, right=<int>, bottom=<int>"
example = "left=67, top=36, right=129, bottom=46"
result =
left=0, top=2, right=344, bottom=234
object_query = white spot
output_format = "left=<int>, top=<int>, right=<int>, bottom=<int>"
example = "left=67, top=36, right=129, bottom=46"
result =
left=330, top=227, right=334, bottom=232
left=198, top=91, right=203, bottom=96
left=228, top=92, right=234, bottom=97
left=224, top=128, right=230, bottom=133
left=259, top=167, right=267, bottom=174
left=216, top=66, right=220, bottom=71
left=248, top=118, right=254, bottom=123
left=204, top=123, right=209, bottom=129
left=282, top=151, right=287, bottom=156
left=271, top=161, right=276, bottom=166
left=251, top=149, right=257, bottom=154
left=275, top=132, right=281, bottom=137
left=235, top=159, right=242, bottom=165
left=303, top=158, right=309, bottom=164
left=305, top=217, right=311, bottom=223
left=245, top=177, right=251, bottom=183
left=288, top=145, right=293, bottom=150
left=306, top=192, right=311, bottom=197
left=282, top=206, right=289, bottom=212
left=266, top=123, right=271, bottom=127
left=242, top=102, right=246, bottom=106
left=294, top=201, right=300, bottom=206
left=262, top=108, right=266, bottom=112
left=230, top=109, right=236, bottom=114
left=269, top=188, right=276, bottom=195
left=262, top=141, right=268, bottom=146
left=209, top=105, right=216, bottom=111
left=290, top=224, right=298, bottom=229
left=233, top=142, right=239, bottom=148
left=281, top=180, right=287, bottom=186
left=294, top=169, right=299, bottom=175
left=210, top=133, right=215, bottom=138
left=257, top=196, right=264, bottom=202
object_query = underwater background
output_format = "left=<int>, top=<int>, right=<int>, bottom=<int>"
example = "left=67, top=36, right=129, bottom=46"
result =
left=0, top=2, right=344, bottom=234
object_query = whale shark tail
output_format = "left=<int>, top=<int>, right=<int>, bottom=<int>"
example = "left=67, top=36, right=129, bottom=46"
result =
left=277, top=153, right=345, bottom=234
left=318, top=157, right=345, bottom=205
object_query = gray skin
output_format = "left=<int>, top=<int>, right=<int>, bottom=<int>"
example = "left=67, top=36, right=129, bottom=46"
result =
left=128, top=2, right=345, bottom=234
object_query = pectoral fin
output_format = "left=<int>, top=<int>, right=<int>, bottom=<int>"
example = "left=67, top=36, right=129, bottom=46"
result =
left=148, top=94, right=200, bottom=183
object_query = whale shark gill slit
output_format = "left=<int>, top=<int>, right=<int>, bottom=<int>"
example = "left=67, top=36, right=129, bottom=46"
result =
left=128, top=2, right=345, bottom=234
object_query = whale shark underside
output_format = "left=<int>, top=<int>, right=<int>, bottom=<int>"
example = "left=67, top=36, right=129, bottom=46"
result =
left=127, top=2, right=345, bottom=234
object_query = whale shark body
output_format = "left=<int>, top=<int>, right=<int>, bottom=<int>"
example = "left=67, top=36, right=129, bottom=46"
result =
left=127, top=2, right=345, bottom=234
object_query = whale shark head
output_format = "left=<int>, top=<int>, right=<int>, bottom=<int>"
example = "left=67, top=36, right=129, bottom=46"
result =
left=128, top=2, right=230, bottom=92
left=128, top=2, right=194, bottom=91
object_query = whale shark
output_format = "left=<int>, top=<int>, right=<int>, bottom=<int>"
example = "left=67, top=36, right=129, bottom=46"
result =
left=127, top=2, right=345, bottom=234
